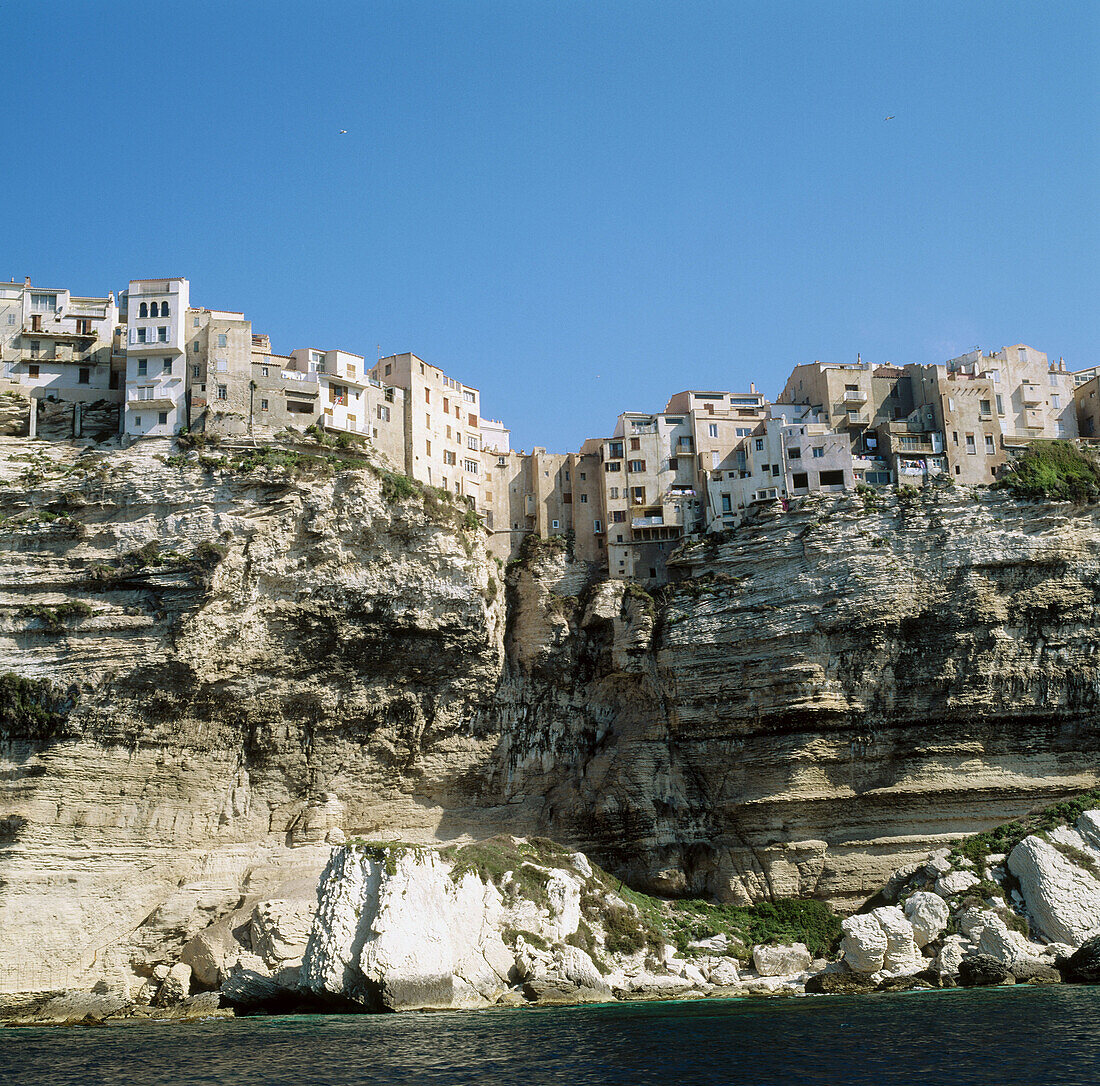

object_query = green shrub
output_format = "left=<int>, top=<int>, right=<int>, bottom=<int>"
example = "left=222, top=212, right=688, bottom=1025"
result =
left=993, top=440, right=1100, bottom=503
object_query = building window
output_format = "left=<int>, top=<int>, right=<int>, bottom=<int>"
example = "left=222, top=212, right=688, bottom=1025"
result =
left=755, top=439, right=764, bottom=451
left=1052, top=394, right=1061, bottom=409
left=952, top=431, right=959, bottom=445
left=464, top=459, right=479, bottom=474
left=192, top=365, right=200, bottom=378
left=426, top=440, right=432, bottom=456
left=552, top=520, right=560, bottom=529
left=604, top=461, right=621, bottom=473
left=27, top=364, right=39, bottom=379
left=161, top=302, right=169, bottom=317
left=1050, top=374, right=1058, bottom=387
left=77, top=367, right=90, bottom=384
left=612, top=510, right=626, bottom=523
left=708, top=423, right=718, bottom=437
left=260, top=399, right=269, bottom=411
left=811, top=447, right=824, bottom=458
left=139, top=302, right=148, bottom=318
left=150, top=302, right=159, bottom=317
left=984, top=434, right=995, bottom=452
left=668, top=457, right=678, bottom=471
left=444, top=450, right=456, bottom=465
left=594, top=519, right=602, bottom=533
left=966, top=433, right=976, bottom=453
left=261, top=365, right=269, bottom=377
left=608, top=441, right=624, bottom=458
left=377, top=405, right=390, bottom=422
left=385, top=364, right=392, bottom=376
left=721, top=493, right=732, bottom=512
left=158, top=411, right=168, bottom=425
left=787, top=446, right=801, bottom=459
left=193, top=316, right=200, bottom=327
left=134, top=415, right=142, bottom=426
left=163, top=359, right=173, bottom=373
left=792, top=472, right=809, bottom=489
left=31, top=293, right=57, bottom=312
left=818, top=470, right=845, bottom=486
left=630, top=437, right=640, bottom=451
left=217, top=334, right=227, bottom=348
left=735, top=427, right=751, bottom=437
left=979, top=399, right=991, bottom=416
left=158, top=327, right=168, bottom=342
left=217, top=384, right=228, bottom=400
left=467, top=435, right=479, bottom=450
left=463, top=390, right=476, bottom=403
left=137, top=359, right=148, bottom=376
left=628, top=459, right=646, bottom=473
left=996, top=394, right=1004, bottom=415
left=137, top=328, right=147, bottom=343
left=609, top=487, right=619, bottom=499
left=579, top=494, right=588, bottom=503
left=630, top=486, right=645, bottom=503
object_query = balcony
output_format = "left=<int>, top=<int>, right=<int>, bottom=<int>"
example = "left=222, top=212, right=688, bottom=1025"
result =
left=842, top=411, right=867, bottom=426
left=632, top=515, right=665, bottom=528
left=126, top=393, right=176, bottom=410
left=1021, top=385, right=1043, bottom=406
left=843, top=389, right=868, bottom=403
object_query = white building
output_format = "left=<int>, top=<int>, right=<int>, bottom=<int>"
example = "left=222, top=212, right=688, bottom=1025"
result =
left=0, top=278, right=118, bottom=402
left=122, top=278, right=190, bottom=438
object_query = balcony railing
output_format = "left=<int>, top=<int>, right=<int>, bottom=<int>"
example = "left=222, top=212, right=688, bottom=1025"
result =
left=632, top=515, right=665, bottom=528
left=843, top=389, right=868, bottom=403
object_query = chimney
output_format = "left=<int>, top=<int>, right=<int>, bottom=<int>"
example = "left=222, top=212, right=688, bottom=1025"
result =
left=23, top=276, right=31, bottom=287
left=750, top=382, right=756, bottom=393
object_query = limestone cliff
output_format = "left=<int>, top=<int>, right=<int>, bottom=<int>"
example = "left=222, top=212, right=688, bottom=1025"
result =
left=0, top=437, right=504, bottom=995
left=489, top=486, right=1100, bottom=909
left=4, top=448, right=1100, bottom=1001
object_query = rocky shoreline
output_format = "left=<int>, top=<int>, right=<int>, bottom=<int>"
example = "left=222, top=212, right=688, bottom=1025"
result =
left=6, top=798, right=1100, bottom=1027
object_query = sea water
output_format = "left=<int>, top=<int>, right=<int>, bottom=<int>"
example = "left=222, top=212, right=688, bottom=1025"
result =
left=4, top=986, right=1099, bottom=1086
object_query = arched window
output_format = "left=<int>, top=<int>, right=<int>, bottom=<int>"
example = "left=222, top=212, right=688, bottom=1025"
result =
left=139, top=302, right=148, bottom=318
left=160, top=301, right=169, bottom=317
left=150, top=301, right=159, bottom=317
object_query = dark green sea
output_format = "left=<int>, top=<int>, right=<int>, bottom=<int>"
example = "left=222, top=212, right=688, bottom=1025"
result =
left=4, top=986, right=1099, bottom=1086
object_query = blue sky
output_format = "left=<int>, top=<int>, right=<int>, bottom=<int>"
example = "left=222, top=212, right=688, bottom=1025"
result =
left=6, top=1, right=1097, bottom=451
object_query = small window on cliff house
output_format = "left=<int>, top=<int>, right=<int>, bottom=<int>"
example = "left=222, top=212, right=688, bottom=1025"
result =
left=818, top=469, right=845, bottom=486
left=792, top=472, right=809, bottom=489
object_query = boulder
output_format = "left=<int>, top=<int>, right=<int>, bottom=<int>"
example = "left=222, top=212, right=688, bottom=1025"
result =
left=688, top=933, right=730, bottom=952
left=1058, top=933, right=1100, bottom=984
left=1076, top=811, right=1100, bottom=851
left=703, top=958, right=741, bottom=986
left=976, top=917, right=1036, bottom=967
left=958, top=954, right=1013, bottom=987
left=935, top=870, right=980, bottom=897
left=180, top=919, right=249, bottom=989
left=33, top=992, right=129, bottom=1024
left=1008, top=835, right=1100, bottom=946
left=933, top=935, right=968, bottom=980
left=752, top=943, right=811, bottom=977
left=553, top=945, right=608, bottom=992
left=251, top=899, right=315, bottom=967
left=904, top=892, right=949, bottom=947
left=841, top=913, right=888, bottom=974
left=1009, top=959, right=1061, bottom=985
left=805, top=970, right=878, bottom=995
left=155, top=963, right=192, bottom=1006
left=870, top=906, right=922, bottom=974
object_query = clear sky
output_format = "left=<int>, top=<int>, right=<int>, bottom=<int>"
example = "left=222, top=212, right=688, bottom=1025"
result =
left=6, top=1, right=1097, bottom=451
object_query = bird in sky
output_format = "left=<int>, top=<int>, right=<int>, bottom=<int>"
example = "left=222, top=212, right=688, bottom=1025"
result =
left=884, top=115, right=895, bottom=121
left=339, top=129, right=348, bottom=134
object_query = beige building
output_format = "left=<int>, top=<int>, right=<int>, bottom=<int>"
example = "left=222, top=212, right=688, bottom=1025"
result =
left=0, top=278, right=120, bottom=414
left=369, top=353, right=483, bottom=505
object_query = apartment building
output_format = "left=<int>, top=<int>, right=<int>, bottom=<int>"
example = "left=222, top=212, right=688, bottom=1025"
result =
left=664, top=388, right=769, bottom=532
left=122, top=278, right=189, bottom=438
left=369, top=353, right=482, bottom=505
left=185, top=306, right=253, bottom=435
left=0, top=278, right=119, bottom=405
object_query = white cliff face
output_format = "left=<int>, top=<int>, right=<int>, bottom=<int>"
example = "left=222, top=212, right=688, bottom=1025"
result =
left=0, top=439, right=503, bottom=998
left=1008, top=829, right=1100, bottom=945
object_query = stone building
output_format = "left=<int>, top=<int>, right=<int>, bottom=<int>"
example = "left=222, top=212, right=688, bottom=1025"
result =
left=369, top=353, right=483, bottom=505
left=185, top=306, right=253, bottom=436
left=0, top=278, right=120, bottom=430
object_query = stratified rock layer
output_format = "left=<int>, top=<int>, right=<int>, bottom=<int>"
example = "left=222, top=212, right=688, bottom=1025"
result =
left=490, top=488, right=1100, bottom=907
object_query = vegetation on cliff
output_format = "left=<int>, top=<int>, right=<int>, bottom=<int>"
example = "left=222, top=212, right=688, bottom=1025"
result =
left=994, top=440, right=1100, bottom=502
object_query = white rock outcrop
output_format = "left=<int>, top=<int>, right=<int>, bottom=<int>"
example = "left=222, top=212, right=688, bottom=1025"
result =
left=840, top=914, right=889, bottom=974
left=752, top=943, right=811, bottom=977
left=1007, top=834, right=1100, bottom=946
left=903, top=892, right=949, bottom=947
left=935, top=869, right=980, bottom=897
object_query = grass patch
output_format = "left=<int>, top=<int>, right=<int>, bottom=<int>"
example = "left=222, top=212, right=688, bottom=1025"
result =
left=17, top=601, right=95, bottom=629
left=951, top=787, right=1100, bottom=866
left=993, top=440, right=1100, bottom=503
